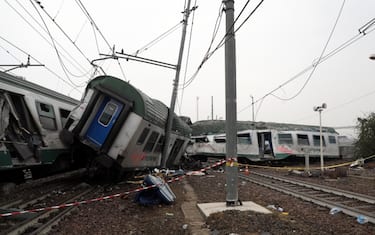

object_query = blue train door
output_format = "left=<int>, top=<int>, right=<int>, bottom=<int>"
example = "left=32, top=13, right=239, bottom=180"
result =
left=85, top=97, right=123, bottom=147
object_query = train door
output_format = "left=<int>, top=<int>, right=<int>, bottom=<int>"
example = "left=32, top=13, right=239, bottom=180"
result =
left=85, top=97, right=123, bottom=147
left=257, top=132, right=274, bottom=159
left=166, top=139, right=185, bottom=167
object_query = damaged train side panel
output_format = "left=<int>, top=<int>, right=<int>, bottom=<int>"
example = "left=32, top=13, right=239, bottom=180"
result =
left=0, top=71, right=80, bottom=183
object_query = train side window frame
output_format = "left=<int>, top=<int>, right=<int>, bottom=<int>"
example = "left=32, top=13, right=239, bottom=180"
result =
left=143, top=131, right=159, bottom=153
left=278, top=133, right=293, bottom=145
left=137, top=128, right=150, bottom=145
left=313, top=135, right=326, bottom=146
left=297, top=134, right=310, bottom=146
left=59, top=108, right=71, bottom=128
left=194, top=136, right=209, bottom=143
left=214, top=136, right=226, bottom=143
left=153, top=135, right=165, bottom=153
left=98, top=101, right=118, bottom=127
left=237, top=133, right=252, bottom=145
left=36, top=101, right=57, bottom=130
left=328, top=135, right=337, bottom=144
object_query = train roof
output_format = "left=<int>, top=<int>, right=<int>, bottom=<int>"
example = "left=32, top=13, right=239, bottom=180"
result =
left=86, top=75, right=191, bottom=136
left=0, top=71, right=79, bottom=105
left=191, top=120, right=338, bottom=136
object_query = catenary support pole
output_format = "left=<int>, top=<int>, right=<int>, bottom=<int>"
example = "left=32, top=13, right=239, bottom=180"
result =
left=224, top=0, right=239, bottom=206
left=162, top=0, right=192, bottom=168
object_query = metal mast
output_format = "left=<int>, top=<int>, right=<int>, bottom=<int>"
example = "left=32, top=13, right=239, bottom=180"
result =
left=161, top=0, right=192, bottom=168
left=211, top=96, right=214, bottom=120
left=224, top=0, right=239, bottom=205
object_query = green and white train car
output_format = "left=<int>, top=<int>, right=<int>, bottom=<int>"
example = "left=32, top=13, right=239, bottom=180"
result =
left=0, top=71, right=80, bottom=183
left=61, top=75, right=191, bottom=176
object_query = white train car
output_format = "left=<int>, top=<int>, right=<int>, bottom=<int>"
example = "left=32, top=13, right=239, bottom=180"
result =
left=187, top=120, right=340, bottom=162
left=186, top=129, right=261, bottom=162
left=0, top=71, right=81, bottom=183
left=258, top=128, right=340, bottom=160
left=61, top=75, right=192, bottom=176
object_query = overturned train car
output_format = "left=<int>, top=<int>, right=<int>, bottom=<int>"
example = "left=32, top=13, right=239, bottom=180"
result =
left=0, top=71, right=82, bottom=183
left=61, top=75, right=191, bottom=176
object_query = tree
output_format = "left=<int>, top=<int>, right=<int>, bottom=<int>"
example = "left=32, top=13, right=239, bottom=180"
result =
left=354, top=112, right=375, bottom=158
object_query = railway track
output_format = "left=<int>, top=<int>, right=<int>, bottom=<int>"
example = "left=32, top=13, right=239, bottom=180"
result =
left=0, top=182, right=96, bottom=235
left=239, top=171, right=375, bottom=224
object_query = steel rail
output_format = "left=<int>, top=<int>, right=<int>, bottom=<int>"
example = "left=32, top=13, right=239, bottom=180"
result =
left=239, top=173, right=375, bottom=224
left=252, top=171, right=375, bottom=204
left=2, top=187, right=95, bottom=235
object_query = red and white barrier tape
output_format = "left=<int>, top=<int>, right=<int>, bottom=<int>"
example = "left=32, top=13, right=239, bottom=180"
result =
left=0, top=159, right=226, bottom=217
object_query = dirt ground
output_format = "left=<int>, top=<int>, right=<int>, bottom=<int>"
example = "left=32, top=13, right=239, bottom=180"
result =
left=48, top=159, right=375, bottom=235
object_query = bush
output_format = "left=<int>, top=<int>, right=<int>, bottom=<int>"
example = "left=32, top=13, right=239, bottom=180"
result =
left=354, top=112, right=375, bottom=158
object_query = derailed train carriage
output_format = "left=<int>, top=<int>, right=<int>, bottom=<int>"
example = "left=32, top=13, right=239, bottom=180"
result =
left=186, top=120, right=341, bottom=163
left=0, top=71, right=82, bottom=183
left=60, top=75, right=192, bottom=177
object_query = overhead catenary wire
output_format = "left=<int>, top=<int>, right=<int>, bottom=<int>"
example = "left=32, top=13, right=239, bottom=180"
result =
left=32, top=0, right=98, bottom=78
left=178, top=1, right=225, bottom=89
left=0, top=35, right=82, bottom=94
left=0, top=44, right=23, bottom=63
left=30, top=0, right=87, bottom=88
left=293, top=88, right=375, bottom=123
left=237, top=18, right=375, bottom=114
left=134, top=22, right=184, bottom=56
left=270, top=0, right=346, bottom=101
left=75, top=0, right=112, bottom=52
left=6, top=0, right=90, bottom=77
left=180, top=0, right=265, bottom=89
left=178, top=0, right=198, bottom=114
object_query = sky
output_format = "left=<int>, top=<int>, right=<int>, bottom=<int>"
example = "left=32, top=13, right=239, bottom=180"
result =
left=1, top=0, right=375, bottom=138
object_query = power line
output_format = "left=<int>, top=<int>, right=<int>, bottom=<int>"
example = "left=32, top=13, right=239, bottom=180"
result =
left=271, top=0, right=346, bottom=101
left=238, top=18, right=375, bottom=114
left=6, top=0, right=90, bottom=76
left=30, top=0, right=87, bottom=87
left=178, top=1, right=225, bottom=89
left=179, top=0, right=198, bottom=114
left=32, top=0, right=94, bottom=68
left=180, top=0, right=265, bottom=89
left=75, top=0, right=112, bottom=52
left=134, top=22, right=183, bottom=56
left=0, top=35, right=82, bottom=94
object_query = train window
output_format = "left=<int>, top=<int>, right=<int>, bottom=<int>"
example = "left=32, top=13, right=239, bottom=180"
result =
left=137, top=128, right=150, bottom=145
left=194, top=137, right=208, bottom=143
left=313, top=135, right=326, bottom=146
left=278, top=133, right=293, bottom=144
left=237, top=133, right=252, bottom=144
left=214, top=136, right=226, bottom=143
left=328, top=135, right=337, bottom=144
left=36, top=102, right=57, bottom=130
left=297, top=134, right=310, bottom=146
left=98, top=102, right=117, bottom=126
left=143, top=131, right=159, bottom=152
left=153, top=135, right=165, bottom=153
left=59, top=108, right=71, bottom=127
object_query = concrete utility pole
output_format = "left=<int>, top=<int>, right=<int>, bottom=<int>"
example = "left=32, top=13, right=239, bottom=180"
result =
left=162, top=0, right=192, bottom=168
left=211, top=96, right=214, bottom=120
left=196, top=96, right=199, bottom=121
left=250, top=95, right=255, bottom=122
left=223, top=0, right=239, bottom=206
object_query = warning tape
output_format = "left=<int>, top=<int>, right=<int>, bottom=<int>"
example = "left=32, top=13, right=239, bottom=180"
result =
left=225, top=157, right=239, bottom=167
left=0, top=159, right=226, bottom=217
left=238, top=154, right=375, bottom=171
left=2, top=155, right=372, bottom=217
